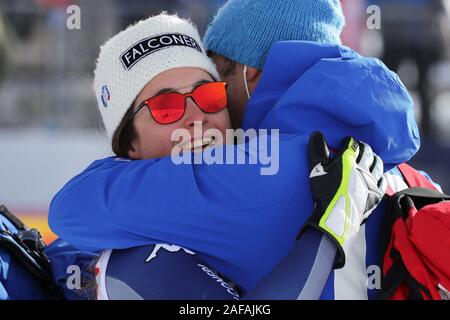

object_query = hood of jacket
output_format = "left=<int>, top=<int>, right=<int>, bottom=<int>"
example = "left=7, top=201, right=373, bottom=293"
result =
left=242, top=41, right=420, bottom=167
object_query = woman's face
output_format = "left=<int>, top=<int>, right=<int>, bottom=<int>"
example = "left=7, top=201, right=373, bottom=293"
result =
left=128, top=67, right=231, bottom=160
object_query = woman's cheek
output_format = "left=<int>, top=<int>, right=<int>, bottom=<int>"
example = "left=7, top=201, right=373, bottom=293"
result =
left=218, top=109, right=232, bottom=132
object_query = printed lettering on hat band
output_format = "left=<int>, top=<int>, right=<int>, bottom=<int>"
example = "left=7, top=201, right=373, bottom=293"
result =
left=120, top=33, right=202, bottom=70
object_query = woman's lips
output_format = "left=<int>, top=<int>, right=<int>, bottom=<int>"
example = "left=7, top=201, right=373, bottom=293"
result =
left=174, top=136, right=216, bottom=152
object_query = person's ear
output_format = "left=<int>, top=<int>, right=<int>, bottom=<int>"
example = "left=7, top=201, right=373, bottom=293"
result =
left=245, top=66, right=262, bottom=94
left=127, top=141, right=141, bottom=159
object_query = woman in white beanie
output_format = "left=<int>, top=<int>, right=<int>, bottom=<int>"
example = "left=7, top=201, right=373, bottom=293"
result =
left=94, top=13, right=231, bottom=159
left=91, top=13, right=243, bottom=299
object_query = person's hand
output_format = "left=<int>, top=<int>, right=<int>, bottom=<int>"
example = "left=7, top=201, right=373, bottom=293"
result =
left=301, top=131, right=387, bottom=269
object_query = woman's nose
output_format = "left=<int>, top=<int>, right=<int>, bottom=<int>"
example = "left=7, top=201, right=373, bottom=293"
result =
left=183, top=97, right=208, bottom=128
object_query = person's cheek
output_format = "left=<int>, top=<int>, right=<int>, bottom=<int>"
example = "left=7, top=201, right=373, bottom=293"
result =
left=165, top=125, right=181, bottom=156
left=139, top=125, right=160, bottom=159
left=213, top=110, right=232, bottom=143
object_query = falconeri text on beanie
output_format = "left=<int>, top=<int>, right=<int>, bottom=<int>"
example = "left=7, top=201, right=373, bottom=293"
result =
left=94, top=13, right=220, bottom=139
left=204, top=0, right=345, bottom=69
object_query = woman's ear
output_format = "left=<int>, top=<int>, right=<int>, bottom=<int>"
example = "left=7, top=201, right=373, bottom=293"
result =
left=245, top=66, right=262, bottom=94
left=127, top=141, right=141, bottom=160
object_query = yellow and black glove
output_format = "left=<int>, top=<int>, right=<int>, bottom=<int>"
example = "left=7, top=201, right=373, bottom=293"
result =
left=301, top=132, right=387, bottom=269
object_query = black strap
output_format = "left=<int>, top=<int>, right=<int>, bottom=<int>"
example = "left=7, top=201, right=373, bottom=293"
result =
left=377, top=249, right=432, bottom=300
left=377, top=251, right=409, bottom=300
left=378, top=194, right=410, bottom=266
left=0, top=206, right=63, bottom=299
left=405, top=275, right=432, bottom=300
left=0, top=205, right=26, bottom=230
left=0, top=230, right=52, bottom=281
left=394, top=187, right=450, bottom=209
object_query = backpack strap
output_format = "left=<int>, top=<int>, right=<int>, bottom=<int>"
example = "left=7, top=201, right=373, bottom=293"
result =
left=397, top=163, right=438, bottom=190
left=396, top=187, right=450, bottom=211
left=377, top=249, right=433, bottom=300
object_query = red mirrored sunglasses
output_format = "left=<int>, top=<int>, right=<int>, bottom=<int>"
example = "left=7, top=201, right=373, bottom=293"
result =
left=131, top=81, right=228, bottom=125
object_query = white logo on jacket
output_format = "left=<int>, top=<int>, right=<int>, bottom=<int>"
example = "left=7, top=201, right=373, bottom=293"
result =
left=145, top=244, right=196, bottom=262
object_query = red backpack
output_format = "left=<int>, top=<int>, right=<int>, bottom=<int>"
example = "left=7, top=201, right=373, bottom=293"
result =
left=378, top=164, right=450, bottom=300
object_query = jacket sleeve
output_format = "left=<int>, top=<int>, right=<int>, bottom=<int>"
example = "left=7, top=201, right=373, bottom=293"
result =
left=48, top=134, right=314, bottom=254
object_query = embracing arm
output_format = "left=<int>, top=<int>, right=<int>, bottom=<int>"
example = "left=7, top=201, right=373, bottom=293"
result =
left=49, top=134, right=311, bottom=253
left=93, top=132, right=387, bottom=300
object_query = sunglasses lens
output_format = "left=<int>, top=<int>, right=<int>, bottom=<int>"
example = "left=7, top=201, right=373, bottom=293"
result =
left=193, top=82, right=227, bottom=113
left=146, top=93, right=185, bottom=124
left=143, top=82, right=227, bottom=124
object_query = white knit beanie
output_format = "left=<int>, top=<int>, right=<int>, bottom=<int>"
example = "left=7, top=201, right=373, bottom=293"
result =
left=93, top=13, right=220, bottom=139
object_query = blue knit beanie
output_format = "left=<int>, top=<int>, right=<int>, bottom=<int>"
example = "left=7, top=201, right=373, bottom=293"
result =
left=204, top=0, right=345, bottom=69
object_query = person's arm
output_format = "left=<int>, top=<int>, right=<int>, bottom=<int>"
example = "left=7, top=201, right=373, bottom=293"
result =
left=49, top=133, right=311, bottom=253
left=95, top=228, right=335, bottom=300
left=247, top=132, right=387, bottom=298
left=94, top=132, right=387, bottom=300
